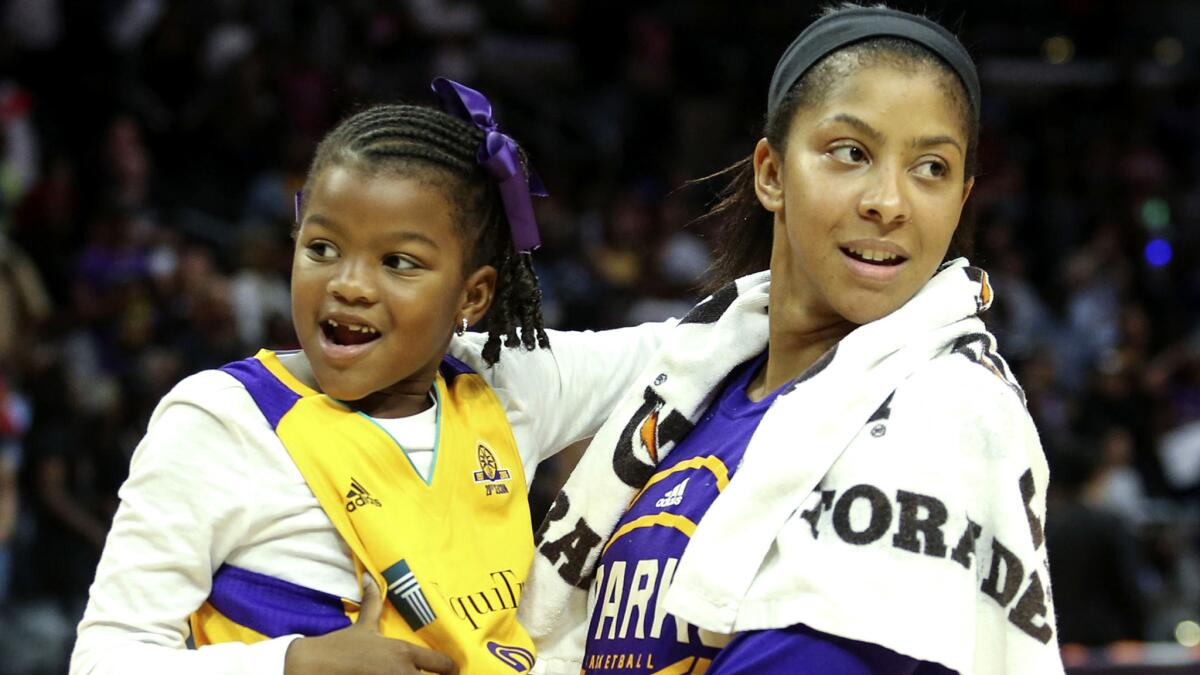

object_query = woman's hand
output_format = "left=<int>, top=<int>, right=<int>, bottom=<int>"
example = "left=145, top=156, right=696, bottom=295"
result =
left=284, top=576, right=457, bottom=675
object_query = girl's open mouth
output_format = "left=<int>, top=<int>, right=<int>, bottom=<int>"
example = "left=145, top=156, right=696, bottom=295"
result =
left=321, top=319, right=381, bottom=346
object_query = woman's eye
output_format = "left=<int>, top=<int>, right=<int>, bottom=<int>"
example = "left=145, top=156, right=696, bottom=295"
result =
left=830, top=145, right=868, bottom=163
left=383, top=254, right=418, bottom=271
left=914, top=159, right=949, bottom=179
left=306, top=241, right=336, bottom=258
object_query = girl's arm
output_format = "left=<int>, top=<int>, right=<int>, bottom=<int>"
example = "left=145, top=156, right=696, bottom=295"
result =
left=72, top=373, right=461, bottom=675
left=452, top=321, right=676, bottom=474
left=70, top=375, right=300, bottom=675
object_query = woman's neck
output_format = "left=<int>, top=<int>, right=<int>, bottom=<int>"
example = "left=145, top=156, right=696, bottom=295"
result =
left=746, top=279, right=856, bottom=402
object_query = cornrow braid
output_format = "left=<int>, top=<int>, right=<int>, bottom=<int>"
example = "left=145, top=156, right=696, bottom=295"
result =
left=481, top=250, right=550, bottom=364
left=302, top=103, right=550, bottom=366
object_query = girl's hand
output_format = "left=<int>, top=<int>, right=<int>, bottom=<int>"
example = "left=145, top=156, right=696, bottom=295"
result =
left=284, top=576, right=458, bottom=675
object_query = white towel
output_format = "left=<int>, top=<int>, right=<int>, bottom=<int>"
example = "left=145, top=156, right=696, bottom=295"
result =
left=521, top=259, right=1063, bottom=675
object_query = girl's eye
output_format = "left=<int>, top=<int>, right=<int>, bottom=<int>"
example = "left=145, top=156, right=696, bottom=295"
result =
left=306, top=241, right=337, bottom=259
left=914, top=159, right=950, bottom=179
left=383, top=254, right=418, bottom=271
left=830, top=145, right=868, bottom=164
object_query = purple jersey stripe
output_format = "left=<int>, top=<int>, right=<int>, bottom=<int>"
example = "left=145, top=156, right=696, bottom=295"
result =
left=707, top=623, right=956, bottom=674
left=220, top=358, right=301, bottom=430
left=440, top=354, right=476, bottom=382
left=208, top=564, right=352, bottom=638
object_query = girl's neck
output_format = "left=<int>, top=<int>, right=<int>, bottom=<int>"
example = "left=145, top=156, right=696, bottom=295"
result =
left=746, top=278, right=856, bottom=403
left=352, top=381, right=437, bottom=418
left=276, top=351, right=437, bottom=418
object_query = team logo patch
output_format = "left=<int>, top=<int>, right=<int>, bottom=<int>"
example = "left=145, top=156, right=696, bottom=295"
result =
left=472, top=442, right=512, bottom=495
left=639, top=404, right=663, bottom=463
left=344, top=477, right=382, bottom=511
left=487, top=641, right=535, bottom=673
left=381, top=559, right=436, bottom=631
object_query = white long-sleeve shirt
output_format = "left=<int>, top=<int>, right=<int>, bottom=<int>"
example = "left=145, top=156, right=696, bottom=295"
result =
left=70, top=325, right=670, bottom=675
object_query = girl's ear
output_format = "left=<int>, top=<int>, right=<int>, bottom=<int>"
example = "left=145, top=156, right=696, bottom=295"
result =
left=459, top=264, right=498, bottom=326
left=753, top=138, right=785, bottom=214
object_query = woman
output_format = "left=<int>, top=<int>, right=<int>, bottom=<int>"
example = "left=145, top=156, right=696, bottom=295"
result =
left=520, top=5, right=1064, bottom=674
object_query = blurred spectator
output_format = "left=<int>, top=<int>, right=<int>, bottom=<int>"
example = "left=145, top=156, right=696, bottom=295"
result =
left=0, top=235, right=51, bottom=367
left=0, top=370, right=30, bottom=607
left=229, top=227, right=290, bottom=350
left=1094, top=425, right=1150, bottom=528
left=1047, top=442, right=1147, bottom=646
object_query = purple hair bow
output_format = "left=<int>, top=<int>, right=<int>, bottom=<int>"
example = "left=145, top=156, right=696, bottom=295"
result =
left=431, top=77, right=547, bottom=253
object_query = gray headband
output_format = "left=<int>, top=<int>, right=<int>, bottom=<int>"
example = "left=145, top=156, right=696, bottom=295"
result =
left=767, top=7, right=980, bottom=121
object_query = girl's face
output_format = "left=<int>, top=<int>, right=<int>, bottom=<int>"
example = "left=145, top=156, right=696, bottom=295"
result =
left=754, top=64, right=974, bottom=327
left=291, top=164, right=493, bottom=413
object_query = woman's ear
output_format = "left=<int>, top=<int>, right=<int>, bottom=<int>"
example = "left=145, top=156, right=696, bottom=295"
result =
left=961, top=176, right=975, bottom=208
left=459, top=264, right=498, bottom=326
left=753, top=138, right=785, bottom=214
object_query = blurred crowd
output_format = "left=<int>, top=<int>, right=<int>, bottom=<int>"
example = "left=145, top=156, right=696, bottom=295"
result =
left=1, top=0, right=1200, bottom=672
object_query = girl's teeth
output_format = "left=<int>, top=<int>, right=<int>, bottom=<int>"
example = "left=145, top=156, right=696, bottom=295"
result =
left=849, top=248, right=897, bottom=262
left=328, top=321, right=378, bottom=334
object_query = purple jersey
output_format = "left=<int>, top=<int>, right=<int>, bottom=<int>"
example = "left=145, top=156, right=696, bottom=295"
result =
left=582, top=354, right=956, bottom=675
left=583, top=354, right=778, bottom=674
left=707, top=624, right=954, bottom=674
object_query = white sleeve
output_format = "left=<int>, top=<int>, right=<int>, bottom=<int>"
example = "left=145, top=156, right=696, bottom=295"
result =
left=70, top=376, right=301, bottom=675
left=449, top=322, right=674, bottom=477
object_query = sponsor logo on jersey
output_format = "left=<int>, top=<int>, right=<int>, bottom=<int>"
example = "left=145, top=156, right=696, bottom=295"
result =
left=487, top=641, right=535, bottom=672
left=447, top=568, right=525, bottom=630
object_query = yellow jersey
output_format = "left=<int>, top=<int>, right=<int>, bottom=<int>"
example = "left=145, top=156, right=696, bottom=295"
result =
left=190, top=349, right=536, bottom=673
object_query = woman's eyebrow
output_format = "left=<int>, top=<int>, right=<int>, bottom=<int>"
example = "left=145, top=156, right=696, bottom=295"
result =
left=823, top=113, right=885, bottom=145
left=911, top=134, right=964, bottom=154
left=823, top=114, right=963, bottom=156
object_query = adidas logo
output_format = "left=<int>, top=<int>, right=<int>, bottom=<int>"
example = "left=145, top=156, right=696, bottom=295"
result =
left=655, top=478, right=689, bottom=508
left=345, top=477, right=382, bottom=512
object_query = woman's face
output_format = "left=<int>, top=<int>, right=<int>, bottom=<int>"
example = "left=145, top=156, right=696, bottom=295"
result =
left=754, top=64, right=974, bottom=327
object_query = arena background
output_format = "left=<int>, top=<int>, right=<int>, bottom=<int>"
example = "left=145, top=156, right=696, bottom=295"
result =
left=1, top=0, right=1199, bottom=672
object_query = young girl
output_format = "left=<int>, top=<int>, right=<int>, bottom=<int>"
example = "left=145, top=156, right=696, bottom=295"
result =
left=70, top=80, right=670, bottom=675
left=522, top=5, right=1065, bottom=674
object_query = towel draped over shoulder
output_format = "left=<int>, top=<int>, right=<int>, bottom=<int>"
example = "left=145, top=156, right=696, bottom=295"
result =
left=520, top=259, right=1064, bottom=675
